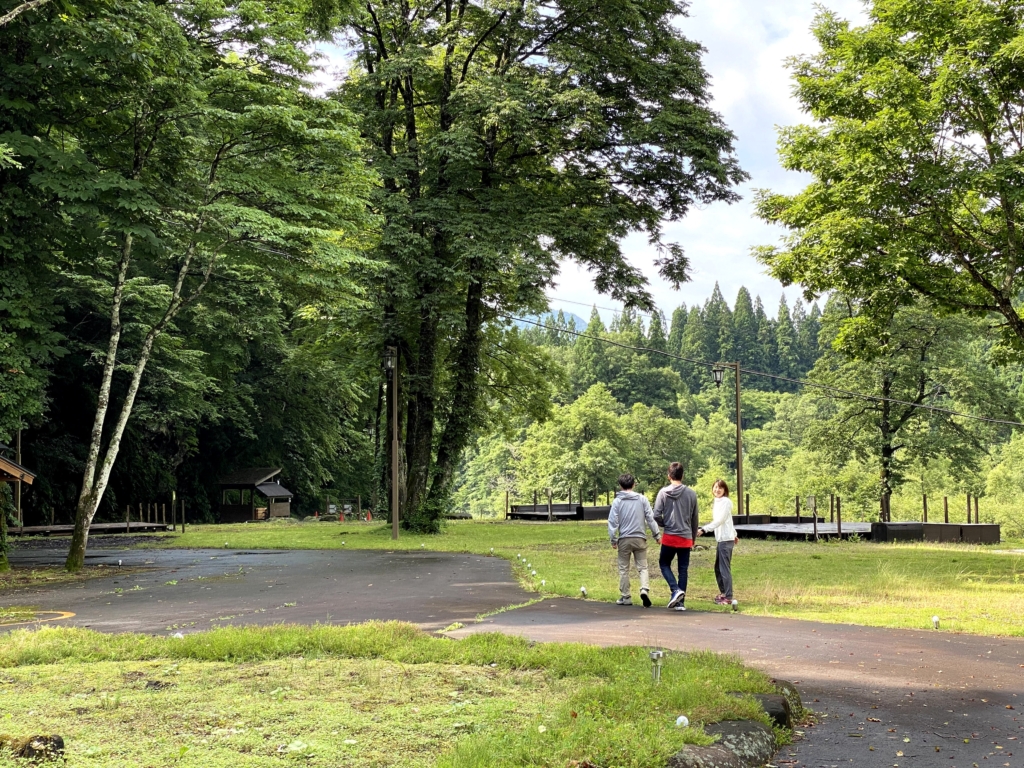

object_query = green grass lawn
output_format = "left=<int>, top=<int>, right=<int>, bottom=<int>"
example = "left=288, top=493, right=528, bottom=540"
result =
left=149, top=519, right=1024, bottom=636
left=0, top=622, right=775, bottom=768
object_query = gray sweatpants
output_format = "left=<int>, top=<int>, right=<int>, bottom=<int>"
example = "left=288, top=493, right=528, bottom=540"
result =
left=616, top=537, right=649, bottom=597
left=714, top=540, right=735, bottom=599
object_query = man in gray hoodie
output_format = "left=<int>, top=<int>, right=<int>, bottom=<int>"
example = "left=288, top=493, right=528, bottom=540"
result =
left=607, top=473, right=661, bottom=607
left=653, top=462, right=699, bottom=611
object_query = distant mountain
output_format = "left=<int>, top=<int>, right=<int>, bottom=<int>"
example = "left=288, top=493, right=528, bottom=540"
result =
left=513, top=311, right=588, bottom=331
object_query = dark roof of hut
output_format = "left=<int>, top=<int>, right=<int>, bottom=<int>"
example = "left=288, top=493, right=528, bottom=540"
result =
left=256, top=482, right=293, bottom=499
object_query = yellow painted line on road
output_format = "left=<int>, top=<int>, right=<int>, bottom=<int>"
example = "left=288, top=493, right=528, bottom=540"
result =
left=0, top=611, right=76, bottom=628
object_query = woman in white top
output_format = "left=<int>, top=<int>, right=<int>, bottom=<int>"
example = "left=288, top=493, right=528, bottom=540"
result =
left=697, top=479, right=738, bottom=605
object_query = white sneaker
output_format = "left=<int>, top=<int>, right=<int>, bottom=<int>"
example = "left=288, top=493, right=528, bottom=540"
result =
left=667, top=589, right=685, bottom=608
left=616, top=596, right=632, bottom=606
left=673, top=604, right=687, bottom=612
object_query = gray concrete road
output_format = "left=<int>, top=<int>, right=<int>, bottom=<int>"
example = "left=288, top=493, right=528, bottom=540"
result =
left=5, top=543, right=530, bottom=633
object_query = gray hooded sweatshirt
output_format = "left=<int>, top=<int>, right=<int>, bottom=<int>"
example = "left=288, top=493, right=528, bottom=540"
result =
left=653, top=483, right=699, bottom=541
left=607, top=490, right=660, bottom=544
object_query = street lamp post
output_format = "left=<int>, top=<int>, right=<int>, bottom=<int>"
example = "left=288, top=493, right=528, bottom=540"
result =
left=712, top=363, right=744, bottom=516
left=384, top=347, right=399, bottom=540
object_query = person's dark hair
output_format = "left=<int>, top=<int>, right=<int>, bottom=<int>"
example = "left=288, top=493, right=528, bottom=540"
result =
left=667, top=462, right=684, bottom=482
left=713, top=478, right=730, bottom=497
left=618, top=473, right=635, bottom=490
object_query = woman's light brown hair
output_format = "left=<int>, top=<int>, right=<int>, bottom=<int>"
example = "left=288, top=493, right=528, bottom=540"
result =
left=713, top=479, right=730, bottom=497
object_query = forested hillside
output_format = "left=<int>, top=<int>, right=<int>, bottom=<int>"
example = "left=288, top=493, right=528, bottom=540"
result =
left=455, top=289, right=1024, bottom=538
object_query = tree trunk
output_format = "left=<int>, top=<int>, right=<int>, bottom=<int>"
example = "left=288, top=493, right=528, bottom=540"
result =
left=878, top=375, right=894, bottom=521
left=428, top=259, right=485, bottom=505
left=403, top=298, right=440, bottom=527
left=67, top=234, right=212, bottom=571
left=0, top=484, right=9, bottom=573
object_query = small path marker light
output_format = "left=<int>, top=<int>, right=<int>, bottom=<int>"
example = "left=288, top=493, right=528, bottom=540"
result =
left=650, top=650, right=664, bottom=683
left=675, top=715, right=689, bottom=728
left=732, top=599, right=738, bottom=612
left=932, top=615, right=940, bottom=629
left=580, top=586, right=587, bottom=597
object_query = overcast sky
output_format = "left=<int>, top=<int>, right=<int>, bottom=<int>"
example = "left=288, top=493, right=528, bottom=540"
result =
left=319, top=1, right=870, bottom=322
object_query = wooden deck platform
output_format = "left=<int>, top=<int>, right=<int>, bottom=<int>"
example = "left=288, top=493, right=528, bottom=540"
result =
left=734, top=522, right=873, bottom=540
left=8, top=522, right=173, bottom=537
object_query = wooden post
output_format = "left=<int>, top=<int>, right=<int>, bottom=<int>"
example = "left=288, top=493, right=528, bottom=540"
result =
left=547, top=488, right=553, bottom=523
left=172, top=491, right=177, bottom=528
left=944, top=496, right=949, bottom=524
left=126, top=504, right=130, bottom=534
left=829, top=493, right=835, bottom=523
left=138, top=503, right=142, bottom=526
left=922, top=494, right=927, bottom=523
left=504, top=490, right=509, bottom=520
left=974, top=494, right=979, bottom=524
left=796, top=495, right=801, bottom=524
left=568, top=487, right=572, bottom=506
left=836, top=496, right=843, bottom=538
left=967, top=493, right=972, bottom=524
left=357, top=495, right=362, bottom=519
left=745, top=493, right=750, bottom=518
left=162, top=503, right=166, bottom=525
left=812, top=495, right=818, bottom=541
left=181, top=499, right=185, bottom=534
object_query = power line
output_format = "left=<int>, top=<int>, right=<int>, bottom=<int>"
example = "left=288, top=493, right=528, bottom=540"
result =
left=504, top=313, right=1024, bottom=429
left=545, top=295, right=659, bottom=319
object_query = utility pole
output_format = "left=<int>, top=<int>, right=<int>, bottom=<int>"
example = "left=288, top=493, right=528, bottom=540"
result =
left=385, top=347, right=399, bottom=540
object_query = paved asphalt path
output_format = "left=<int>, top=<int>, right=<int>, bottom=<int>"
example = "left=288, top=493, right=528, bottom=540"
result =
left=5, top=541, right=1022, bottom=767
left=4, top=541, right=529, bottom=633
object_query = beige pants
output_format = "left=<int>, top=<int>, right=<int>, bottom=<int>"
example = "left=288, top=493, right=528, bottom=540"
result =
left=617, top=537, right=649, bottom=597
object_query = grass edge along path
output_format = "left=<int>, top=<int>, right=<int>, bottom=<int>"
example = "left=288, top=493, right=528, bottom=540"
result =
left=0, top=622, right=778, bottom=768
left=148, top=520, right=1024, bottom=637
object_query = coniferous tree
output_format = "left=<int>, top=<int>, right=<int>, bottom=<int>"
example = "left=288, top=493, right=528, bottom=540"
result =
left=754, top=296, right=777, bottom=388
left=572, top=309, right=610, bottom=396
left=799, top=302, right=823, bottom=372
left=667, top=305, right=687, bottom=356
left=702, top=282, right=732, bottom=362
left=775, top=295, right=800, bottom=390
left=733, top=287, right=758, bottom=368
left=647, top=311, right=667, bottom=354
left=679, top=306, right=710, bottom=391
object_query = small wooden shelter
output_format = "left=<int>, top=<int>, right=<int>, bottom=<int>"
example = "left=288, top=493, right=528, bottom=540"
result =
left=218, top=467, right=293, bottom=522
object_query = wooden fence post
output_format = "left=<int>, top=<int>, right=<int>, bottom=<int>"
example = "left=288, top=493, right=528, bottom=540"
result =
left=745, top=493, right=750, bottom=517
left=829, top=494, right=834, bottom=524
left=162, top=503, right=166, bottom=525
left=172, top=496, right=177, bottom=528
left=974, top=494, right=979, bottom=524
left=505, top=490, right=509, bottom=520
left=125, top=505, right=130, bottom=534
left=795, top=495, right=801, bottom=524
left=836, top=496, right=843, bottom=538
left=944, top=496, right=949, bottom=524
left=967, top=493, right=972, bottom=524
left=181, top=499, right=186, bottom=534
left=923, top=494, right=928, bottom=523
left=547, top=488, right=553, bottom=523
left=812, top=495, right=818, bottom=541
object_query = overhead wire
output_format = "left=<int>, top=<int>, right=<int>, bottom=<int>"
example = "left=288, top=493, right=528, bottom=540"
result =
left=503, top=312, right=1024, bottom=428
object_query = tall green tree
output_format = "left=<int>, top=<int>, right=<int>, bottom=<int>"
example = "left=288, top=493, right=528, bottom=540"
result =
left=667, top=305, right=688, bottom=359
left=732, top=287, right=758, bottom=369
left=647, top=311, right=668, bottom=353
left=1, top=0, right=374, bottom=569
left=808, top=298, right=1016, bottom=504
left=339, top=0, right=746, bottom=529
left=774, top=296, right=800, bottom=390
left=572, top=309, right=610, bottom=397
left=679, top=306, right=710, bottom=391
left=756, top=0, right=1024, bottom=353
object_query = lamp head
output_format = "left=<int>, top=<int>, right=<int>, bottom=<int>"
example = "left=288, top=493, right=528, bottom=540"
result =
left=711, top=366, right=724, bottom=388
